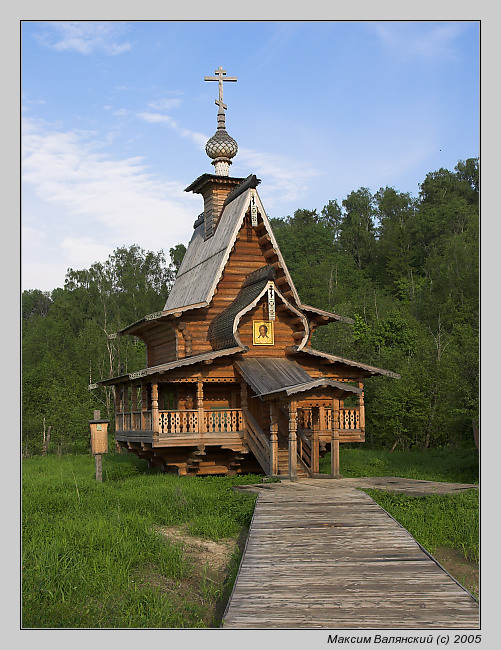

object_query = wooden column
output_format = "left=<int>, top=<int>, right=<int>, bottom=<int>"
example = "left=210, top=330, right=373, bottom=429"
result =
left=114, top=386, right=121, bottom=431
left=131, top=383, right=137, bottom=430
left=311, top=407, right=320, bottom=475
left=331, top=397, right=341, bottom=478
left=358, top=380, right=366, bottom=437
left=288, top=399, right=298, bottom=481
left=269, top=402, right=279, bottom=476
left=141, top=380, right=148, bottom=430
left=151, top=382, right=159, bottom=434
left=197, top=376, right=205, bottom=433
left=319, top=404, right=326, bottom=433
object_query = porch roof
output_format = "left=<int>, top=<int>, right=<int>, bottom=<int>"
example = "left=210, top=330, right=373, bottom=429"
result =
left=290, top=346, right=401, bottom=379
left=235, top=357, right=362, bottom=400
left=98, top=346, right=245, bottom=386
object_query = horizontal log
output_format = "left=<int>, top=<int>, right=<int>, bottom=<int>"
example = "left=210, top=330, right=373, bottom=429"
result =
left=258, top=233, right=271, bottom=245
left=263, top=248, right=278, bottom=259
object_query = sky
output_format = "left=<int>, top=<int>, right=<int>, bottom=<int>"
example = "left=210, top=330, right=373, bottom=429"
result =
left=21, top=20, right=479, bottom=292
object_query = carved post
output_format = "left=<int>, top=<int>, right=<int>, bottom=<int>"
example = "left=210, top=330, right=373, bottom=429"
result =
left=151, top=382, right=159, bottom=434
left=131, top=383, right=137, bottom=430
left=197, top=376, right=205, bottom=433
left=288, top=399, right=298, bottom=481
left=331, top=397, right=341, bottom=478
left=358, top=380, right=365, bottom=436
left=114, top=386, right=121, bottom=432
left=311, top=407, right=320, bottom=475
left=141, top=380, right=148, bottom=430
left=319, top=404, right=326, bottom=433
left=269, top=402, right=279, bottom=476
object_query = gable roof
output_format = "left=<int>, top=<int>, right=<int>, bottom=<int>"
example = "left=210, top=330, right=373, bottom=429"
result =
left=163, top=184, right=301, bottom=312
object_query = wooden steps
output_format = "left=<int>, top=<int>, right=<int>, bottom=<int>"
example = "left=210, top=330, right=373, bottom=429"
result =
left=276, top=447, right=309, bottom=478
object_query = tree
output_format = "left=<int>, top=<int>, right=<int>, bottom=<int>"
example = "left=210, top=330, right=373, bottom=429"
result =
left=339, top=188, right=377, bottom=270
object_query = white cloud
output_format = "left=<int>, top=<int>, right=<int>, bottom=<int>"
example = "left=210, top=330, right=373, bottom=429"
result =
left=135, top=103, right=320, bottom=205
left=34, top=21, right=132, bottom=56
left=136, top=111, right=177, bottom=127
left=370, top=21, right=469, bottom=61
left=22, top=117, right=199, bottom=290
left=236, top=147, right=321, bottom=209
left=147, top=98, right=182, bottom=111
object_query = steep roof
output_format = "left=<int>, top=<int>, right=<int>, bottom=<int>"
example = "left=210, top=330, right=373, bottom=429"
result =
left=164, top=184, right=301, bottom=312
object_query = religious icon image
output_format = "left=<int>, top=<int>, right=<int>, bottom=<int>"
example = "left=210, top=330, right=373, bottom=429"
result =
left=253, top=321, right=274, bottom=345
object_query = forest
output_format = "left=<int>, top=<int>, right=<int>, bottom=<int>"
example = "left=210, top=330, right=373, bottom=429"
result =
left=21, top=158, right=479, bottom=455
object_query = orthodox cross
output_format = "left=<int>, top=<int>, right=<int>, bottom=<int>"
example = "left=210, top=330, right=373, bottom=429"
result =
left=204, top=66, right=237, bottom=112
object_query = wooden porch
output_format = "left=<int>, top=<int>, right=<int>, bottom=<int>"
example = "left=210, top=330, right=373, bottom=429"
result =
left=113, top=371, right=366, bottom=478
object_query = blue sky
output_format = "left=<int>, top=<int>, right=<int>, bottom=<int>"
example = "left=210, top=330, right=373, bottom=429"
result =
left=21, top=20, right=479, bottom=292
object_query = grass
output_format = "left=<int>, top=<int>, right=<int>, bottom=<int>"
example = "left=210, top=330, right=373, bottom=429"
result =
left=319, top=445, right=479, bottom=484
left=23, top=446, right=480, bottom=627
left=364, top=489, right=479, bottom=599
left=364, top=489, right=479, bottom=564
left=22, top=452, right=259, bottom=628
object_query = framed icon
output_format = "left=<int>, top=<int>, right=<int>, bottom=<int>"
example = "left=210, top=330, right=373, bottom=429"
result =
left=253, top=320, right=274, bottom=345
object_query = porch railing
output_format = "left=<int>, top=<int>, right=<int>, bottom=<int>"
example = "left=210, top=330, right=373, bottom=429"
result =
left=298, top=406, right=361, bottom=431
left=116, top=411, right=152, bottom=432
left=159, top=410, right=199, bottom=434
left=115, top=408, right=244, bottom=435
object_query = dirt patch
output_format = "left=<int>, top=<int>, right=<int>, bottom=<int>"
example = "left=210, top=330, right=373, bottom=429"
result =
left=433, top=547, right=479, bottom=600
left=157, top=526, right=237, bottom=575
left=133, top=525, right=245, bottom=626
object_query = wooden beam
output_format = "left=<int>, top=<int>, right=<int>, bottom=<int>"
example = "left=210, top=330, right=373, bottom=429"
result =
left=331, top=398, right=341, bottom=478
left=263, top=248, right=278, bottom=260
left=258, top=233, right=271, bottom=246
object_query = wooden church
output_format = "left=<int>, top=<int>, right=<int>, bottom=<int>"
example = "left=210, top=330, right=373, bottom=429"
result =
left=99, top=67, right=399, bottom=479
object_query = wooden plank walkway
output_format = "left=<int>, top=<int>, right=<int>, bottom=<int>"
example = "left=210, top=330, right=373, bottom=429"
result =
left=222, top=480, right=479, bottom=629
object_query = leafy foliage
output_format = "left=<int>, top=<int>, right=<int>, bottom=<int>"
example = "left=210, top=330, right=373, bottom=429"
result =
left=22, top=244, right=181, bottom=454
left=22, top=158, right=478, bottom=453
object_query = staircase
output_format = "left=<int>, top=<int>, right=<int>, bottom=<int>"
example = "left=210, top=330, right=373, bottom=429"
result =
left=276, top=447, right=309, bottom=478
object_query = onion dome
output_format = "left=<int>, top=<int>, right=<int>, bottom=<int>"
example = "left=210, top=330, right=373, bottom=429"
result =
left=204, top=66, right=238, bottom=176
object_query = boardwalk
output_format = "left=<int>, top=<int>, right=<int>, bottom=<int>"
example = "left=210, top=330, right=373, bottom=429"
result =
left=223, top=479, right=479, bottom=629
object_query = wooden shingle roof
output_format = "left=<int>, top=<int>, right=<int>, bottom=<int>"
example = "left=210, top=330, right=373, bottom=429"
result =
left=235, top=357, right=362, bottom=399
left=163, top=185, right=301, bottom=312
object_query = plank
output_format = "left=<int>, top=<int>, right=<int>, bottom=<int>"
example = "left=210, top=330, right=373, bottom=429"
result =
left=222, top=481, right=479, bottom=629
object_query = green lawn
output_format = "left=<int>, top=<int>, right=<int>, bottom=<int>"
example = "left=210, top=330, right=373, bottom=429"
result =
left=319, top=446, right=479, bottom=484
left=22, top=453, right=259, bottom=628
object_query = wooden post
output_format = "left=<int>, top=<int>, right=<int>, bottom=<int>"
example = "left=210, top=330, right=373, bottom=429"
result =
left=95, top=454, right=103, bottom=482
left=319, top=404, right=326, bottom=433
left=114, top=386, right=121, bottom=432
left=151, top=382, right=159, bottom=434
left=269, top=402, right=279, bottom=476
left=288, top=399, right=298, bottom=481
left=311, top=407, right=320, bottom=475
left=197, top=376, right=205, bottom=433
left=131, top=383, right=137, bottom=430
left=331, top=398, right=341, bottom=478
left=89, top=409, right=109, bottom=482
left=141, top=380, right=148, bottom=430
left=358, top=380, right=365, bottom=436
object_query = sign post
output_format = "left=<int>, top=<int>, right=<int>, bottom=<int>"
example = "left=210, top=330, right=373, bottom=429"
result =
left=89, top=409, right=110, bottom=482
